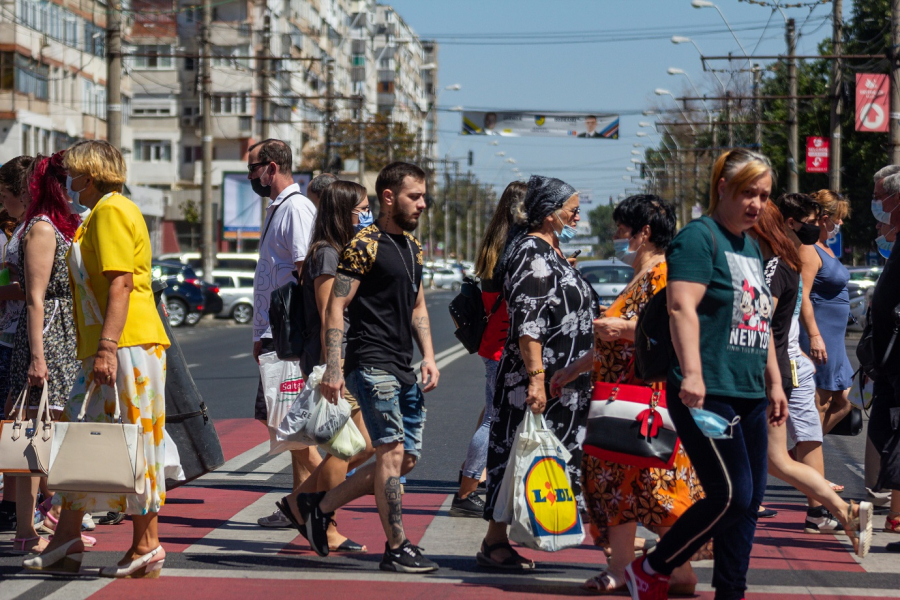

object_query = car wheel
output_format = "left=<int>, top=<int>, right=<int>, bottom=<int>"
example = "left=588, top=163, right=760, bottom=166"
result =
left=186, top=311, right=202, bottom=326
left=451, top=281, right=461, bottom=292
left=232, top=303, right=253, bottom=324
left=166, top=299, right=188, bottom=327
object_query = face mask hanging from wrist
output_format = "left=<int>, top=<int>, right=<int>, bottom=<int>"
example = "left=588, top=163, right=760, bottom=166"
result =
left=555, top=212, right=577, bottom=243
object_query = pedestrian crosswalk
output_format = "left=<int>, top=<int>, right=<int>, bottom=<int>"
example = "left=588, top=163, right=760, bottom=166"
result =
left=2, top=418, right=899, bottom=599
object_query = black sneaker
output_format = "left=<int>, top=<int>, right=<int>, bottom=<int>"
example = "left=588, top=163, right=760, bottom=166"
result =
left=449, top=492, right=485, bottom=518
left=380, top=540, right=439, bottom=573
left=304, top=493, right=333, bottom=557
left=804, top=506, right=844, bottom=533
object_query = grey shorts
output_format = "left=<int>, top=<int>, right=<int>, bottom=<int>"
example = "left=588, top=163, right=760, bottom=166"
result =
left=787, top=355, right=823, bottom=444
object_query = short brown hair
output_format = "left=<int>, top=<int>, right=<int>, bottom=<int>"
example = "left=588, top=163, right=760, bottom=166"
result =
left=809, top=189, right=850, bottom=221
left=63, top=140, right=126, bottom=194
left=0, top=155, right=36, bottom=197
left=249, top=139, right=292, bottom=175
left=376, top=161, right=425, bottom=203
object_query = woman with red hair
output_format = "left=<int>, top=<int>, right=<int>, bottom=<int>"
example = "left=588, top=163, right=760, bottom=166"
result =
left=5, top=152, right=82, bottom=554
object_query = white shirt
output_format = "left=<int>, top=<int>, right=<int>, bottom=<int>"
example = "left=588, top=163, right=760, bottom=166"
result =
left=253, top=183, right=317, bottom=341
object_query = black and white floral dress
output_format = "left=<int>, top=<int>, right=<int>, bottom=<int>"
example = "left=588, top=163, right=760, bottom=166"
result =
left=483, top=235, right=597, bottom=521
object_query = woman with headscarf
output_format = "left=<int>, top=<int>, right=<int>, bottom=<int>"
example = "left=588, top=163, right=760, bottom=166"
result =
left=477, top=175, right=596, bottom=570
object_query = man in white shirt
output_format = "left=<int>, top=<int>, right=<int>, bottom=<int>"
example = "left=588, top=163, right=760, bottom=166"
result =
left=248, top=139, right=321, bottom=527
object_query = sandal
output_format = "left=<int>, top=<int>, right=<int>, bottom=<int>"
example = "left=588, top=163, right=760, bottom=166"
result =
left=844, top=500, right=873, bottom=558
left=582, top=571, right=625, bottom=594
left=11, top=535, right=49, bottom=555
left=331, top=538, right=367, bottom=553
left=829, top=481, right=845, bottom=494
left=475, top=540, right=535, bottom=570
left=885, top=512, right=900, bottom=534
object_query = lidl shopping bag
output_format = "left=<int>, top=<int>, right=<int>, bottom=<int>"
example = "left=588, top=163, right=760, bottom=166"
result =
left=507, top=413, right=584, bottom=552
left=259, top=352, right=307, bottom=454
left=275, top=364, right=351, bottom=448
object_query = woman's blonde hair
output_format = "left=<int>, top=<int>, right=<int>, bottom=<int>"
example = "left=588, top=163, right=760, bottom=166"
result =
left=63, top=140, right=126, bottom=194
left=708, top=148, right=775, bottom=215
left=475, top=181, right=527, bottom=279
left=809, top=189, right=850, bottom=222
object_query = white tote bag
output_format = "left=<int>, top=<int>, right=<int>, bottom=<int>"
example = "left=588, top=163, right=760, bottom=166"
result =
left=506, top=413, right=585, bottom=552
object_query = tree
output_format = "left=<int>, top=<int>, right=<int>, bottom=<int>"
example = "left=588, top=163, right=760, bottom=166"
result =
left=299, top=114, right=420, bottom=174
left=589, top=203, right=617, bottom=258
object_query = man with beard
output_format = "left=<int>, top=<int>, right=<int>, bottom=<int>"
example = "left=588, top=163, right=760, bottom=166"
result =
left=247, top=139, right=322, bottom=528
left=296, top=162, right=442, bottom=573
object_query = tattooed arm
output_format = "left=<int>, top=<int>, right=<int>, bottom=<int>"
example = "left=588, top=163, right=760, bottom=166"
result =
left=320, top=272, right=360, bottom=403
left=411, top=284, right=440, bottom=392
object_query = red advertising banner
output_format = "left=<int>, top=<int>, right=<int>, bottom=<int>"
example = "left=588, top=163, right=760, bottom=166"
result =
left=856, top=73, right=889, bottom=133
left=806, top=136, right=829, bottom=173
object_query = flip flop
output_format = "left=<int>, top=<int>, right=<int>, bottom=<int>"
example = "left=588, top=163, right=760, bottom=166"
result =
left=581, top=571, right=625, bottom=594
left=829, top=481, right=845, bottom=493
left=331, top=538, right=367, bottom=553
left=475, top=540, right=535, bottom=571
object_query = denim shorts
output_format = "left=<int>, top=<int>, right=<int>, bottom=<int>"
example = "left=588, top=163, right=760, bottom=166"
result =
left=346, top=366, right=425, bottom=457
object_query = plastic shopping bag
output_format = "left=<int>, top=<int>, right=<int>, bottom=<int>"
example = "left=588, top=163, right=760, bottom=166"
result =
left=259, top=352, right=308, bottom=454
left=163, top=428, right=186, bottom=482
left=275, top=364, right=351, bottom=447
left=506, top=413, right=584, bottom=552
left=320, top=417, right=366, bottom=460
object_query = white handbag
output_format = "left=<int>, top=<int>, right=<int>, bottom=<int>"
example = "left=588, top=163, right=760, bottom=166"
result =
left=47, top=382, right=146, bottom=494
left=0, top=384, right=54, bottom=475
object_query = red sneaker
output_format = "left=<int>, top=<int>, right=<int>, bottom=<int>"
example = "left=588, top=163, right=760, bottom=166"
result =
left=624, top=556, right=670, bottom=600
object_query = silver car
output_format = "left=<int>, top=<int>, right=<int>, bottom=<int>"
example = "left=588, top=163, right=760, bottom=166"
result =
left=577, top=259, right=634, bottom=306
left=212, top=270, right=255, bottom=324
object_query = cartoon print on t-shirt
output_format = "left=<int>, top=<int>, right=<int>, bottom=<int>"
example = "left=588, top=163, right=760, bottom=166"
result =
left=726, top=251, right=771, bottom=353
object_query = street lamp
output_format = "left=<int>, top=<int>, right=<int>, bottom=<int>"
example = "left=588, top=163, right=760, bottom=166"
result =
left=631, top=150, right=641, bottom=155
left=630, top=158, right=641, bottom=163
left=633, top=143, right=643, bottom=147
left=444, top=83, right=462, bottom=91
left=623, top=176, right=631, bottom=181
left=667, top=67, right=713, bottom=116
left=654, top=88, right=697, bottom=134
left=690, top=0, right=750, bottom=58
left=670, top=36, right=727, bottom=93
left=495, top=152, right=505, bottom=156
left=639, top=121, right=654, bottom=128
left=506, top=158, right=516, bottom=164
left=449, top=106, right=464, bottom=112
left=626, top=167, right=636, bottom=171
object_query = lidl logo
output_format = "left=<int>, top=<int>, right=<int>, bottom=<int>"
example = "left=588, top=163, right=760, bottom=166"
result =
left=535, top=115, right=545, bottom=126
left=524, top=456, right=581, bottom=537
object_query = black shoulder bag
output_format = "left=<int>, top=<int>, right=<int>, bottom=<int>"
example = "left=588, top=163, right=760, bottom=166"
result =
left=265, top=192, right=308, bottom=360
left=449, top=277, right=504, bottom=354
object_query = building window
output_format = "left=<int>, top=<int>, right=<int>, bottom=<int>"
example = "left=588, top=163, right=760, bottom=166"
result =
left=134, top=140, right=172, bottom=162
left=185, top=57, right=195, bottom=71
left=0, top=53, right=13, bottom=90
left=21, top=124, right=31, bottom=155
left=15, top=54, right=49, bottom=99
left=211, top=93, right=249, bottom=115
left=133, top=45, right=173, bottom=69
left=211, top=45, right=250, bottom=68
left=183, top=145, right=201, bottom=164
left=82, top=78, right=106, bottom=118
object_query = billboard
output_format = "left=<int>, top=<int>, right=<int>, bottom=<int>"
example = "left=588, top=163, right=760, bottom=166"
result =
left=461, top=111, right=618, bottom=138
left=806, top=136, right=829, bottom=173
left=856, top=73, right=889, bottom=133
left=221, top=172, right=312, bottom=235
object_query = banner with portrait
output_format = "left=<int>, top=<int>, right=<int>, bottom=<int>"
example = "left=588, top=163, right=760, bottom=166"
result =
left=461, top=111, right=619, bottom=139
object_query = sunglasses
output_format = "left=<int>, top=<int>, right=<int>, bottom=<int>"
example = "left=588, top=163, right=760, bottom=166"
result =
left=247, top=162, right=268, bottom=174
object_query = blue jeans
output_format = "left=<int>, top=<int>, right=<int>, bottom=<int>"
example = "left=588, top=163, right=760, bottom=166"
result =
left=647, top=384, right=769, bottom=600
left=461, top=358, right=498, bottom=480
left=346, top=366, right=426, bottom=458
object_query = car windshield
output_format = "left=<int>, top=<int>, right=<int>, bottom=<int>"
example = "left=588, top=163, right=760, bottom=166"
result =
left=580, top=265, right=632, bottom=285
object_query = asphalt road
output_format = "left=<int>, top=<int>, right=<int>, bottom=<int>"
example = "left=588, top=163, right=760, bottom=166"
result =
left=172, top=292, right=874, bottom=504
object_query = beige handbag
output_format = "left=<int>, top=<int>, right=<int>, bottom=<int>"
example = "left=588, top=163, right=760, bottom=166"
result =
left=0, top=384, right=54, bottom=475
left=47, top=383, right=146, bottom=494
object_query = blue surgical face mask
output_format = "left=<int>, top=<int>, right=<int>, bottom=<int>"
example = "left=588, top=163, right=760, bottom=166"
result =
left=65, top=175, right=90, bottom=215
left=555, top=212, right=577, bottom=243
left=872, top=198, right=895, bottom=225
left=876, top=228, right=896, bottom=259
left=689, top=407, right=741, bottom=439
left=613, top=234, right=641, bottom=266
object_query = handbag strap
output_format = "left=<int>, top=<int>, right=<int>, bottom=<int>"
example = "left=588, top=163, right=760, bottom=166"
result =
left=77, top=381, right=121, bottom=422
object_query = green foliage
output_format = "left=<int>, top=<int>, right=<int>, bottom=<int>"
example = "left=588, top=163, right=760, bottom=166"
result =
left=589, top=203, right=616, bottom=258
left=182, top=198, right=201, bottom=225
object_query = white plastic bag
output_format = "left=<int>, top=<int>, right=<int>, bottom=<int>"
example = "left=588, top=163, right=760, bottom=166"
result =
left=320, top=417, right=365, bottom=460
left=275, top=364, right=351, bottom=447
left=505, top=413, right=585, bottom=552
left=163, top=428, right=185, bottom=482
left=259, top=351, right=308, bottom=454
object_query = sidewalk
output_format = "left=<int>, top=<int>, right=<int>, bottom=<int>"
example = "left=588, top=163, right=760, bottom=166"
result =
left=2, top=418, right=899, bottom=599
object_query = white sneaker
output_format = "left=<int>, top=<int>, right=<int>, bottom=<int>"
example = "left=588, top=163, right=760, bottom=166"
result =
left=82, top=513, right=96, bottom=531
left=257, top=508, right=292, bottom=528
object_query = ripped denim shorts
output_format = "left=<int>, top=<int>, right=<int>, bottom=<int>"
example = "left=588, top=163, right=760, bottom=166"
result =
left=346, top=366, right=426, bottom=457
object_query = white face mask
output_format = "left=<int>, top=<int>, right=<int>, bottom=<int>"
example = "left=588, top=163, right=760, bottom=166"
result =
left=65, top=175, right=90, bottom=214
left=873, top=197, right=897, bottom=225
left=826, top=220, right=840, bottom=241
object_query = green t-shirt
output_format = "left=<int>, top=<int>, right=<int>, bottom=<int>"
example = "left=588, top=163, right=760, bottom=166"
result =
left=666, top=216, right=772, bottom=398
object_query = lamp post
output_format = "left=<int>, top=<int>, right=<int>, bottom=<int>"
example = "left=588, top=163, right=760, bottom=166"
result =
left=654, top=88, right=698, bottom=134
left=690, top=0, right=750, bottom=58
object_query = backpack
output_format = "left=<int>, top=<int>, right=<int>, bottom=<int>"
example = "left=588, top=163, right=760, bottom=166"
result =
left=448, top=277, right=503, bottom=354
left=634, top=218, right=718, bottom=383
left=269, top=274, right=307, bottom=361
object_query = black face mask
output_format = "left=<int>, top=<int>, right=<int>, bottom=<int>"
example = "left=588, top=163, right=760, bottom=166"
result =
left=250, top=177, right=271, bottom=199
left=794, top=221, right=821, bottom=245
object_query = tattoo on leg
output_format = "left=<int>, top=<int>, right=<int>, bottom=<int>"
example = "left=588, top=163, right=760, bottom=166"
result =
left=384, top=476, right=404, bottom=544
left=333, top=273, right=353, bottom=297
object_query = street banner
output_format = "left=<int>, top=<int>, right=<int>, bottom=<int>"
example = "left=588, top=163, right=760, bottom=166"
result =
left=806, top=136, right=829, bottom=173
left=461, top=111, right=618, bottom=138
left=856, top=74, right=889, bottom=133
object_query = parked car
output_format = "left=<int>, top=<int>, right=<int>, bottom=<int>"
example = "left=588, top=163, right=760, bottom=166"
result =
left=577, top=259, right=633, bottom=306
left=847, top=266, right=882, bottom=329
left=157, top=252, right=258, bottom=276
left=429, top=266, right=464, bottom=291
left=212, top=270, right=255, bottom=324
left=151, top=261, right=223, bottom=327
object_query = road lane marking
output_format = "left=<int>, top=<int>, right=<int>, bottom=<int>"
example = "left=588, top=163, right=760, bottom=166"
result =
left=418, top=493, right=486, bottom=556
left=417, top=344, right=471, bottom=384
left=205, top=441, right=270, bottom=476
left=230, top=352, right=252, bottom=359
left=0, top=578, right=44, bottom=599
left=199, top=451, right=292, bottom=483
left=42, top=578, right=113, bottom=600
left=187, top=363, right=201, bottom=368
left=433, top=343, right=465, bottom=361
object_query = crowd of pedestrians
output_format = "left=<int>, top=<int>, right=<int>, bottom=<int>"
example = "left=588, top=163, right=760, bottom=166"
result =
left=1, top=139, right=899, bottom=599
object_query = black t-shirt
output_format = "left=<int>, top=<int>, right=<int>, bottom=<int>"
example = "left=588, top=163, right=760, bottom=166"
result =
left=765, top=256, right=799, bottom=388
left=338, top=224, right=423, bottom=385
left=872, top=249, right=900, bottom=370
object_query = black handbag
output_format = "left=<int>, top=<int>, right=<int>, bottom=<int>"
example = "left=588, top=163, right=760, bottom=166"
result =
left=269, top=274, right=308, bottom=361
left=448, top=278, right=502, bottom=354
left=828, top=406, right=863, bottom=437
left=634, top=288, right=670, bottom=383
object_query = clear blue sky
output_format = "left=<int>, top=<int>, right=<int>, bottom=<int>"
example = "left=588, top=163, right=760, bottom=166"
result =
left=388, top=0, right=851, bottom=205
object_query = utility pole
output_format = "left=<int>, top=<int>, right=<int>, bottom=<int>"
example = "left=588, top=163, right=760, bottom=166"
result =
left=753, top=65, right=763, bottom=149
left=357, top=96, right=366, bottom=189
left=442, top=156, right=450, bottom=261
left=725, top=91, right=733, bottom=146
left=323, top=57, right=335, bottom=172
left=200, top=0, right=214, bottom=282
left=454, top=162, right=461, bottom=260
left=892, top=0, right=900, bottom=163
left=258, top=10, right=271, bottom=230
left=829, top=0, right=843, bottom=191
left=106, top=1, right=122, bottom=148
left=787, top=18, right=799, bottom=193
left=466, top=172, right=474, bottom=261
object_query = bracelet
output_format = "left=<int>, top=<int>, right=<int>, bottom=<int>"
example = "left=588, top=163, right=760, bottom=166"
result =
left=528, top=368, right=545, bottom=377
left=99, top=337, right=118, bottom=345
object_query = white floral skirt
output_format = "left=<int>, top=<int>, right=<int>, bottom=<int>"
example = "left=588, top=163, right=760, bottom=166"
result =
left=55, top=344, right=167, bottom=515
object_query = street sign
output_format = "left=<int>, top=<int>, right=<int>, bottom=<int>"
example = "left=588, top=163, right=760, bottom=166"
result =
left=866, top=251, right=881, bottom=266
left=856, top=74, right=889, bottom=133
left=826, top=231, right=842, bottom=258
left=806, top=136, right=829, bottom=173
